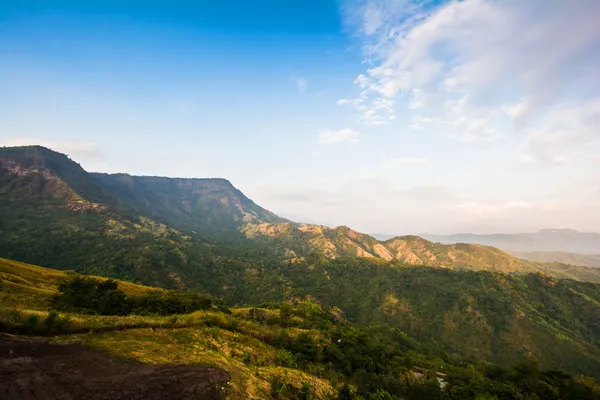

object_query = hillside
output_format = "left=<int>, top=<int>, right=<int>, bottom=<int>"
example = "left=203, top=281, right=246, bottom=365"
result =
left=3, top=145, right=599, bottom=286
left=0, top=146, right=287, bottom=289
left=227, top=255, right=600, bottom=379
left=422, top=229, right=600, bottom=254
left=92, top=173, right=286, bottom=234
left=0, top=257, right=162, bottom=310
left=2, top=257, right=600, bottom=399
left=244, top=222, right=600, bottom=280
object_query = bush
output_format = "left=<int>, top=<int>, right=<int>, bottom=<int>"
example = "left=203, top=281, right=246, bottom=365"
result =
left=52, top=276, right=227, bottom=316
left=275, top=349, right=297, bottom=368
left=43, top=310, right=69, bottom=334
left=52, top=276, right=129, bottom=315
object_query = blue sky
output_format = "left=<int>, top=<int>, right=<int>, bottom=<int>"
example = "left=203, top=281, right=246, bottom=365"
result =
left=1, top=0, right=600, bottom=234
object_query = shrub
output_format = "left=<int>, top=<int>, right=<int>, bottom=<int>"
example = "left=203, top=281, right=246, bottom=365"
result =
left=275, top=349, right=297, bottom=368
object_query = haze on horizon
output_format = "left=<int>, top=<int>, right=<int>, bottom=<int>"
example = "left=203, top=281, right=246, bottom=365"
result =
left=1, top=0, right=599, bottom=235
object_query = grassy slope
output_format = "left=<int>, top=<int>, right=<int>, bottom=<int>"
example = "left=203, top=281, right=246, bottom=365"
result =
left=0, top=257, right=161, bottom=310
left=4, top=257, right=600, bottom=380
left=0, top=258, right=336, bottom=399
left=3, top=257, right=600, bottom=399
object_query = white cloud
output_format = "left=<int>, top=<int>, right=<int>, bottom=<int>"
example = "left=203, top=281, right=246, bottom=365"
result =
left=517, top=98, right=600, bottom=164
left=318, top=128, right=360, bottom=145
left=363, top=3, right=383, bottom=35
left=382, top=156, right=429, bottom=168
left=343, top=0, right=600, bottom=150
left=0, top=138, right=105, bottom=160
left=456, top=199, right=548, bottom=215
left=504, top=200, right=535, bottom=210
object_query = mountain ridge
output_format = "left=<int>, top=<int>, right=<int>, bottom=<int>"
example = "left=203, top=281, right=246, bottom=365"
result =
left=421, top=230, right=600, bottom=255
left=2, top=145, right=599, bottom=284
left=92, top=172, right=286, bottom=234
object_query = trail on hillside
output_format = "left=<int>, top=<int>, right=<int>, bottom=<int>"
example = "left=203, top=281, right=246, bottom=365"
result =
left=0, top=335, right=228, bottom=400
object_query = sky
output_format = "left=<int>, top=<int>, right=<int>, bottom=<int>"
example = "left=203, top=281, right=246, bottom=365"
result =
left=1, top=0, right=599, bottom=235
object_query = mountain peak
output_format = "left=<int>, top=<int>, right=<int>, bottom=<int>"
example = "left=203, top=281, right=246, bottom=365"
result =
left=0, top=145, right=285, bottom=233
left=0, top=145, right=115, bottom=209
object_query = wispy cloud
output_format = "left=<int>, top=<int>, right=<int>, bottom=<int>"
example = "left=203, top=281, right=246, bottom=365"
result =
left=456, top=199, right=545, bottom=215
left=342, top=0, right=600, bottom=152
left=382, top=156, right=429, bottom=169
left=318, top=128, right=360, bottom=145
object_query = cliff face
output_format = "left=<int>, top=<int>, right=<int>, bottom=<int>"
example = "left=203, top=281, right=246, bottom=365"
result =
left=92, top=173, right=286, bottom=233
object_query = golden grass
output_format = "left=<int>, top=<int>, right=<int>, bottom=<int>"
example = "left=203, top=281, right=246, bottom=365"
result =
left=0, top=257, right=336, bottom=398
left=0, top=257, right=161, bottom=309
left=57, top=327, right=335, bottom=399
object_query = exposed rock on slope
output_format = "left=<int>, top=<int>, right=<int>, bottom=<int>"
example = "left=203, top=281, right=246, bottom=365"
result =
left=0, top=335, right=228, bottom=400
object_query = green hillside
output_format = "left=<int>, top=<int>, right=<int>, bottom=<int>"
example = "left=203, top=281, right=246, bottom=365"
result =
left=2, top=145, right=599, bottom=287
left=0, top=257, right=163, bottom=309
left=2, top=257, right=600, bottom=399
left=244, top=222, right=600, bottom=280
left=92, top=173, right=286, bottom=234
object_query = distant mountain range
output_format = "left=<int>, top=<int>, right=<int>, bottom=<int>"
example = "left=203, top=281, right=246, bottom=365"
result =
left=509, top=251, right=600, bottom=269
left=373, top=231, right=600, bottom=268
left=419, top=230, right=600, bottom=254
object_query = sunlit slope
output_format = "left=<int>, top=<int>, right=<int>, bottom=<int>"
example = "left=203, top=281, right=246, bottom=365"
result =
left=0, top=257, right=161, bottom=309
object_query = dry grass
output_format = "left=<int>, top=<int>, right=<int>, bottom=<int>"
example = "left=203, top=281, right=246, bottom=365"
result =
left=0, top=257, right=160, bottom=309
left=57, top=327, right=335, bottom=399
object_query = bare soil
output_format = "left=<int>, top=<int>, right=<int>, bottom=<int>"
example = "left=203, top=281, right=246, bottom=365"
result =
left=0, top=334, right=229, bottom=400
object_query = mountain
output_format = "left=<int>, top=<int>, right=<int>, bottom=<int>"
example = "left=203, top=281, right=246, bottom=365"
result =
left=5, top=146, right=600, bottom=384
left=0, top=145, right=280, bottom=289
left=511, top=251, right=600, bottom=269
left=92, top=173, right=286, bottom=235
left=422, top=229, right=600, bottom=254
left=243, top=222, right=600, bottom=279
left=0, top=145, right=120, bottom=211
left=2, top=145, right=600, bottom=286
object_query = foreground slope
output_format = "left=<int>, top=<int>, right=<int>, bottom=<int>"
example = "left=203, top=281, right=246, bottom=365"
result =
left=2, top=258, right=600, bottom=399
left=4, top=257, right=600, bottom=381
left=0, top=336, right=227, bottom=400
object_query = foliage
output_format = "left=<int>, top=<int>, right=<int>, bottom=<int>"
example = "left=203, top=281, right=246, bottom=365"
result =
left=52, top=276, right=225, bottom=316
left=2, top=263, right=600, bottom=399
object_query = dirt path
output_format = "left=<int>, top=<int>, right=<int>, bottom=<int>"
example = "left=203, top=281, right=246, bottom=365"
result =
left=0, top=335, right=229, bottom=400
